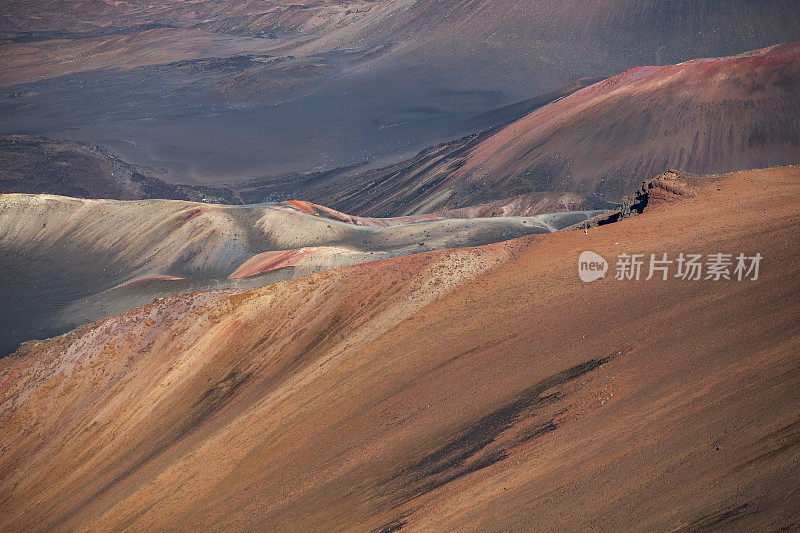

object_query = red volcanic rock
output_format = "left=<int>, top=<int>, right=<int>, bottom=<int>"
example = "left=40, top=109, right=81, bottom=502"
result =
left=627, top=170, right=699, bottom=209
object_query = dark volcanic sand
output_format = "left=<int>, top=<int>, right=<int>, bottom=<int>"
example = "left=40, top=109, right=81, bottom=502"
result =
left=1, top=1, right=798, bottom=185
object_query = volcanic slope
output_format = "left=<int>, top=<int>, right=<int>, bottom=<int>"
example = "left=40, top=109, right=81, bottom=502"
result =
left=447, top=41, right=800, bottom=201
left=1, top=165, right=798, bottom=530
left=278, top=41, right=800, bottom=216
left=0, top=194, right=601, bottom=355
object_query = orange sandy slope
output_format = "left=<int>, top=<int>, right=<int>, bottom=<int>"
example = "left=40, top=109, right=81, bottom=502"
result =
left=1, top=166, right=799, bottom=530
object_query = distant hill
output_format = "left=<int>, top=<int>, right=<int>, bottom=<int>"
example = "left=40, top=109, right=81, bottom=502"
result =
left=0, top=192, right=602, bottom=355
left=253, top=42, right=800, bottom=215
